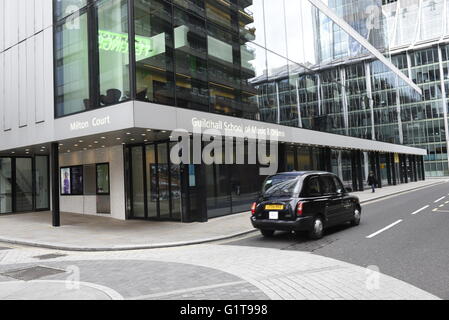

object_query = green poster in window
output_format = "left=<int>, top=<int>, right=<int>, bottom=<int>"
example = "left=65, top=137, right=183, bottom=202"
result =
left=98, top=30, right=165, bottom=62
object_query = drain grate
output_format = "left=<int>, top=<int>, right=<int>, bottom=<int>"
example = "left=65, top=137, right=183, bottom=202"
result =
left=33, top=254, right=67, bottom=260
left=1, top=266, right=66, bottom=281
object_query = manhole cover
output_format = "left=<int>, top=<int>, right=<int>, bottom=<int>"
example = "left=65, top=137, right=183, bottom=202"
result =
left=33, top=254, right=67, bottom=260
left=1, top=266, right=66, bottom=281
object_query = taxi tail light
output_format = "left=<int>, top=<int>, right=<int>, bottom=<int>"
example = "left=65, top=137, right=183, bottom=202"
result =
left=296, top=202, right=304, bottom=216
left=251, top=202, right=257, bottom=215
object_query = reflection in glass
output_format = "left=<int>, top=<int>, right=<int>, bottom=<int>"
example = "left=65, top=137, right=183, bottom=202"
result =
left=15, top=158, right=33, bottom=212
left=157, top=143, right=170, bottom=219
left=35, top=156, right=49, bottom=210
left=174, top=8, right=209, bottom=112
left=0, top=159, right=12, bottom=214
left=96, top=164, right=110, bottom=194
left=55, top=13, right=89, bottom=117
left=134, top=0, right=175, bottom=105
left=55, top=0, right=87, bottom=20
left=146, top=145, right=158, bottom=218
left=131, top=147, right=145, bottom=218
left=97, top=0, right=130, bottom=106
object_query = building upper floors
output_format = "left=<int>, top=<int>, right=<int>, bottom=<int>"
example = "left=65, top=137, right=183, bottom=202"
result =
left=0, top=0, right=428, bottom=158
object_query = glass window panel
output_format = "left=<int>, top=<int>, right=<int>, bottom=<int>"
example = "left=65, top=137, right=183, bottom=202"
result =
left=70, top=166, right=84, bottom=195
left=157, top=143, right=170, bottom=219
left=96, top=164, right=110, bottom=194
left=134, top=0, right=175, bottom=105
left=146, top=145, right=158, bottom=218
left=15, top=158, right=33, bottom=212
left=207, top=22, right=241, bottom=117
left=131, top=147, right=145, bottom=218
left=35, top=156, right=49, bottom=210
left=83, top=164, right=97, bottom=195
left=55, top=0, right=87, bottom=20
left=263, top=0, right=287, bottom=57
left=55, top=13, right=89, bottom=117
left=97, top=0, right=130, bottom=106
left=240, top=0, right=265, bottom=47
left=0, top=158, right=12, bottom=214
left=174, top=7, right=209, bottom=112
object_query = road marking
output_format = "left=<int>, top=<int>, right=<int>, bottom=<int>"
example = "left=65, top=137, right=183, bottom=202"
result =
left=440, top=204, right=445, bottom=208
left=411, top=205, right=430, bottom=215
left=434, top=196, right=446, bottom=203
left=366, top=220, right=403, bottom=239
left=433, top=208, right=438, bottom=212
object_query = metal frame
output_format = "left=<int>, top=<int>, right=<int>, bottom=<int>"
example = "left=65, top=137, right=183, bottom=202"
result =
left=127, top=141, right=182, bottom=222
left=0, top=155, right=51, bottom=215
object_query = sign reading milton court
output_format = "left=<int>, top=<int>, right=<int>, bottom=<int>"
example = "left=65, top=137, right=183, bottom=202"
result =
left=70, top=116, right=111, bottom=131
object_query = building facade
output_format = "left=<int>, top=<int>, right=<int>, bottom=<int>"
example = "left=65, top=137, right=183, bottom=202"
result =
left=0, top=0, right=426, bottom=223
left=307, top=0, right=449, bottom=177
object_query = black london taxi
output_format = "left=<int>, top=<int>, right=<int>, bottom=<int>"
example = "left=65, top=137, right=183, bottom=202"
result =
left=251, top=171, right=361, bottom=240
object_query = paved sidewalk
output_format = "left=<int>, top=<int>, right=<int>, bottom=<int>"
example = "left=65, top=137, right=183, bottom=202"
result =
left=0, top=179, right=444, bottom=251
left=0, top=245, right=439, bottom=300
left=355, top=179, right=447, bottom=203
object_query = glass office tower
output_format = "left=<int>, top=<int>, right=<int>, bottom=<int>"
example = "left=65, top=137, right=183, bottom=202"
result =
left=309, top=0, right=449, bottom=176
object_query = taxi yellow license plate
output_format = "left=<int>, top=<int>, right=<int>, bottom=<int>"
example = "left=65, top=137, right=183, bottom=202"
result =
left=265, top=205, right=284, bottom=210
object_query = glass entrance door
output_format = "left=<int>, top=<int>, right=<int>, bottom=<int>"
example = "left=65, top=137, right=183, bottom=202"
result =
left=0, top=158, right=12, bottom=214
left=129, top=142, right=182, bottom=221
left=15, top=158, right=33, bottom=212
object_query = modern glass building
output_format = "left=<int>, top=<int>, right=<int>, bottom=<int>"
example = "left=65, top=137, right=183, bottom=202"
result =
left=306, top=0, right=449, bottom=177
left=0, top=0, right=426, bottom=223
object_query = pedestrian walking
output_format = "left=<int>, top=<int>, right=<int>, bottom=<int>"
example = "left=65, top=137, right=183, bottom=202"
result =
left=367, top=171, right=377, bottom=193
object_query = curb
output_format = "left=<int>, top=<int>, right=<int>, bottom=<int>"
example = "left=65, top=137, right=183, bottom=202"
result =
left=0, top=181, right=444, bottom=252
left=0, top=229, right=258, bottom=252
left=359, top=180, right=446, bottom=204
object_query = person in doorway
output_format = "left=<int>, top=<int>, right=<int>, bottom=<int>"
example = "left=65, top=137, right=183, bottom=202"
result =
left=367, top=171, right=377, bottom=193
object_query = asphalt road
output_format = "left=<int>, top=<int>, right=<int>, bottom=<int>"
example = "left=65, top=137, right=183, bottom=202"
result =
left=225, top=181, right=449, bottom=299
